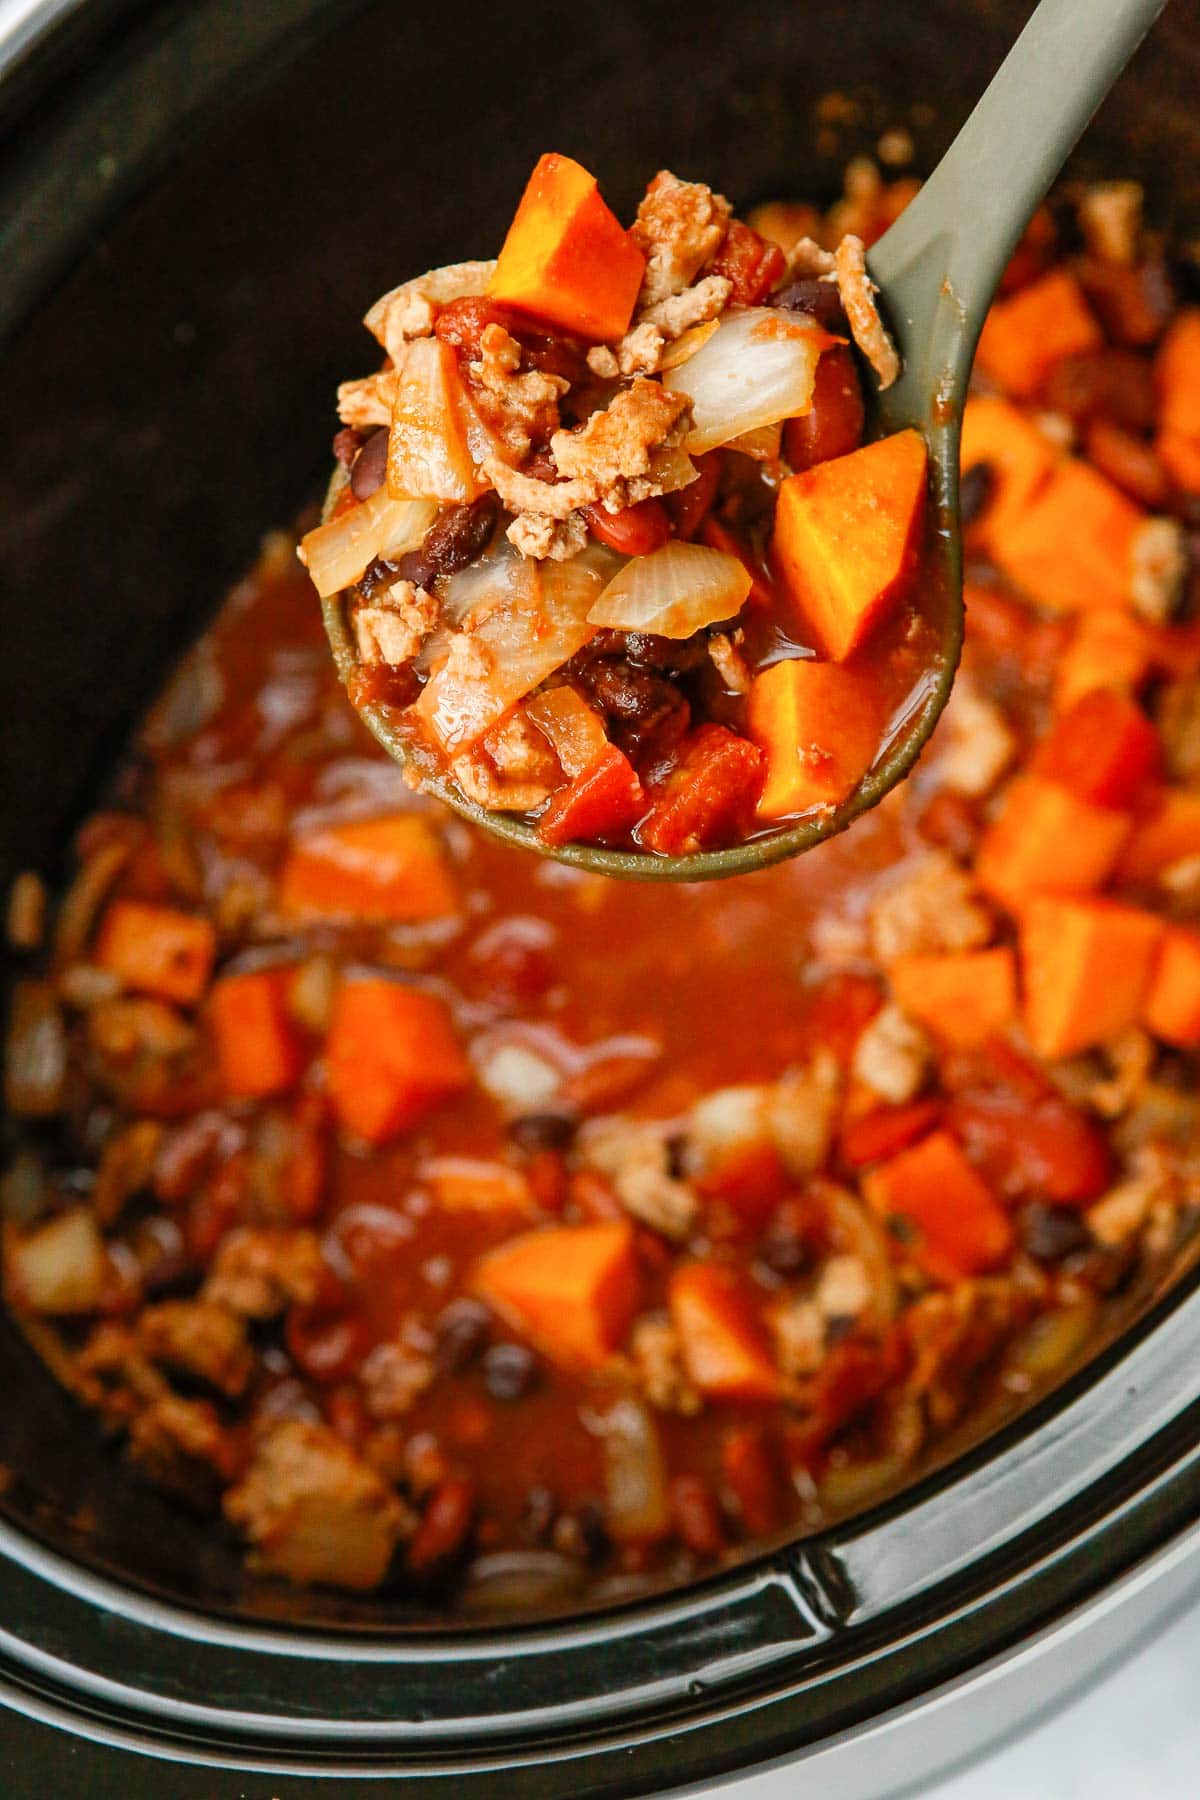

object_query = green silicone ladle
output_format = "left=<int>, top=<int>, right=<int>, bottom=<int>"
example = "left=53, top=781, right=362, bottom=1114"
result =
left=323, top=0, right=1167, bottom=881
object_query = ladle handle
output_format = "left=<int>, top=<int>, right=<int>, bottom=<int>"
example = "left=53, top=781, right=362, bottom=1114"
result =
left=870, top=0, right=1167, bottom=402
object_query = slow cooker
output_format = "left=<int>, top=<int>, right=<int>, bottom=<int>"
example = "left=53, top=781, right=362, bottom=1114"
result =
left=2, top=1, right=1200, bottom=1793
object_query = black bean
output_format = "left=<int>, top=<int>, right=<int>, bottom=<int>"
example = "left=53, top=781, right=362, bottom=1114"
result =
left=434, top=1298, right=492, bottom=1374
left=397, top=492, right=500, bottom=591
left=357, top=556, right=400, bottom=601
left=481, top=1341, right=540, bottom=1401
left=350, top=426, right=388, bottom=500
left=959, top=460, right=996, bottom=525
left=508, top=1111, right=577, bottom=1153
left=773, top=277, right=849, bottom=333
left=521, top=1484, right=559, bottom=1545
left=1019, top=1203, right=1093, bottom=1263
left=757, top=1230, right=812, bottom=1278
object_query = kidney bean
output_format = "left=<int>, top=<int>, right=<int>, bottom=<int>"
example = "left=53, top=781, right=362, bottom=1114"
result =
left=1076, top=254, right=1174, bottom=348
left=332, top=426, right=364, bottom=469
left=396, top=492, right=500, bottom=590
left=665, top=451, right=722, bottom=540
left=434, top=1297, right=492, bottom=1374
left=349, top=426, right=388, bottom=500
left=408, top=1476, right=477, bottom=1573
left=917, top=789, right=982, bottom=861
left=773, top=276, right=849, bottom=333
left=583, top=496, right=671, bottom=556
left=959, top=460, right=996, bottom=526
left=1042, top=348, right=1156, bottom=432
left=669, top=1474, right=728, bottom=1557
left=522, top=1147, right=570, bottom=1216
left=783, top=345, right=865, bottom=472
left=481, top=1342, right=540, bottom=1401
left=1085, top=418, right=1169, bottom=509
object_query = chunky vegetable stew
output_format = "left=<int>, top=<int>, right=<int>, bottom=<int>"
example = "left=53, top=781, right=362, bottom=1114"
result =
left=304, top=156, right=937, bottom=856
left=3, top=162, right=1199, bottom=1611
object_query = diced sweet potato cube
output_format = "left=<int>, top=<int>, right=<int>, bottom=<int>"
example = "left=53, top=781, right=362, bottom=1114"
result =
left=772, top=429, right=928, bottom=661
left=862, top=1129, right=1014, bottom=1285
left=1029, top=690, right=1161, bottom=808
left=747, top=657, right=885, bottom=817
left=975, top=268, right=1103, bottom=398
left=1157, top=428, right=1200, bottom=494
left=489, top=153, right=645, bottom=342
left=537, top=744, right=646, bottom=848
left=93, top=900, right=216, bottom=1005
left=1143, top=927, right=1200, bottom=1046
left=995, top=460, right=1143, bottom=613
left=278, top=815, right=456, bottom=923
left=1155, top=307, right=1200, bottom=440
left=209, top=968, right=304, bottom=1100
left=888, top=948, right=1016, bottom=1049
left=1054, top=610, right=1158, bottom=711
left=668, top=1261, right=781, bottom=1401
left=326, top=979, right=469, bottom=1146
left=1021, top=895, right=1165, bottom=1059
left=976, top=774, right=1131, bottom=909
left=638, top=725, right=764, bottom=855
left=473, top=1220, right=639, bottom=1369
left=1117, top=788, right=1200, bottom=883
left=959, top=395, right=1057, bottom=549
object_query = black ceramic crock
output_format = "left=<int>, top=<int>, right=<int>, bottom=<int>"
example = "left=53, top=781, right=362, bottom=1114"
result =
left=2, top=2, right=1200, bottom=1794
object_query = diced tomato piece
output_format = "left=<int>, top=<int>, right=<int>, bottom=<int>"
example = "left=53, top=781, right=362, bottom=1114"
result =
left=666, top=452, right=721, bottom=540
left=720, top=1425, right=784, bottom=1534
left=803, top=972, right=883, bottom=1066
left=583, top=497, right=671, bottom=555
left=537, top=743, right=646, bottom=847
left=783, top=344, right=865, bottom=472
left=946, top=1091, right=1112, bottom=1206
left=638, top=725, right=765, bottom=855
left=1030, top=690, right=1161, bottom=808
left=839, top=1098, right=942, bottom=1169
left=709, top=220, right=787, bottom=305
left=784, top=1330, right=909, bottom=1468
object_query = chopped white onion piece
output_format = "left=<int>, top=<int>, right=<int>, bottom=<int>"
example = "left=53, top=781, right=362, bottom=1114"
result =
left=664, top=306, right=828, bottom=454
left=299, top=489, right=437, bottom=598
left=417, top=543, right=620, bottom=752
left=587, top=541, right=751, bottom=638
left=525, top=687, right=609, bottom=777
left=387, top=337, right=484, bottom=503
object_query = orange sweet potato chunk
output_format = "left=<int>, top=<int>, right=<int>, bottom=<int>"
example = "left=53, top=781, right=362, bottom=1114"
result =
left=278, top=815, right=456, bottom=924
left=1157, top=429, right=1200, bottom=494
left=93, top=900, right=216, bottom=1005
left=975, top=268, right=1103, bottom=398
left=489, top=153, right=645, bottom=342
left=473, top=1220, right=640, bottom=1370
left=325, top=978, right=470, bottom=1146
left=959, top=396, right=1057, bottom=549
left=1117, top=788, right=1200, bottom=883
left=995, top=460, right=1143, bottom=613
left=668, top=1262, right=782, bottom=1402
left=746, top=657, right=885, bottom=817
left=863, top=1129, right=1014, bottom=1285
left=772, top=429, right=928, bottom=661
left=975, top=774, right=1131, bottom=910
left=209, top=968, right=304, bottom=1100
left=888, top=948, right=1017, bottom=1049
left=1054, top=610, right=1158, bottom=712
left=1021, top=896, right=1164, bottom=1060
left=1155, top=307, right=1200, bottom=440
left=1143, top=927, right=1200, bottom=1047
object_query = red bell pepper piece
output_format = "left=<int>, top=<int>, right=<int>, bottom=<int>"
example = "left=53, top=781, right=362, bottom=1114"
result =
left=638, top=725, right=765, bottom=855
